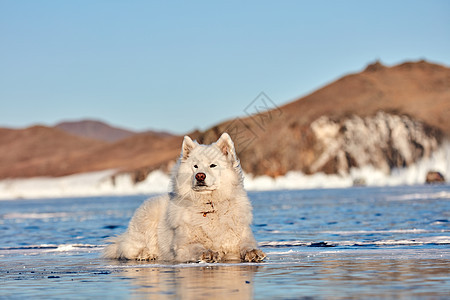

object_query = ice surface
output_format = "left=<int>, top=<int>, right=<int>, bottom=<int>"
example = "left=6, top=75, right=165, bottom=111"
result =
left=1, top=186, right=450, bottom=299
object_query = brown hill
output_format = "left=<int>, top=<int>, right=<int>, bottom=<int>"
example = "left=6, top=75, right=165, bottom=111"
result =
left=196, top=60, right=450, bottom=176
left=0, top=126, right=106, bottom=178
left=0, top=126, right=183, bottom=179
left=66, top=132, right=184, bottom=181
left=55, top=119, right=137, bottom=143
left=280, top=60, right=450, bottom=135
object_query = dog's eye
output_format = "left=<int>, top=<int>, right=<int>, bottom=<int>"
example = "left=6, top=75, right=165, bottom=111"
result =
left=210, top=164, right=217, bottom=168
left=194, top=165, right=198, bottom=169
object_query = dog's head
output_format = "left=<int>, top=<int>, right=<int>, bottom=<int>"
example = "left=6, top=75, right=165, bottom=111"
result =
left=172, top=133, right=242, bottom=197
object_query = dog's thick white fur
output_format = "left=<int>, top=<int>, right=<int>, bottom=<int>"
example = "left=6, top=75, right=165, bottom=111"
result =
left=103, top=133, right=265, bottom=263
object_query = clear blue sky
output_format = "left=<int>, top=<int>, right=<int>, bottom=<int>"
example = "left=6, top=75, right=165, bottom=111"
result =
left=1, top=0, right=449, bottom=134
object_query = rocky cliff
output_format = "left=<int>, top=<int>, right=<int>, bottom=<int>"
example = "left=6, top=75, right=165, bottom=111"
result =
left=308, top=111, right=440, bottom=175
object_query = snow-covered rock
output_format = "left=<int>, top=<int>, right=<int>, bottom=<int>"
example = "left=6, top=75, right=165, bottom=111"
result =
left=310, top=111, right=440, bottom=175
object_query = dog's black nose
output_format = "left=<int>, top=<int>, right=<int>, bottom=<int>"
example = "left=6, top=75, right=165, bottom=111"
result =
left=195, top=172, right=206, bottom=182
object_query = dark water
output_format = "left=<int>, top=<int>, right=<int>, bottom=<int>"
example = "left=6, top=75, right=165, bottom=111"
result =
left=1, top=185, right=449, bottom=299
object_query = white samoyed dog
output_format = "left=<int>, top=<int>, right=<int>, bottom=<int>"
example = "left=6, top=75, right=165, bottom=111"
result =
left=103, top=133, right=266, bottom=263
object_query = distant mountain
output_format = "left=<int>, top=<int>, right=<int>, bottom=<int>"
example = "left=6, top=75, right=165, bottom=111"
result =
left=55, top=120, right=136, bottom=143
left=0, top=126, right=106, bottom=178
left=1, top=60, right=448, bottom=180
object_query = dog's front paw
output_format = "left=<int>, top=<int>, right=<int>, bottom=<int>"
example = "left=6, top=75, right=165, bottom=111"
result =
left=136, top=249, right=157, bottom=261
left=242, top=249, right=266, bottom=262
left=201, top=250, right=220, bottom=263
left=136, top=255, right=157, bottom=261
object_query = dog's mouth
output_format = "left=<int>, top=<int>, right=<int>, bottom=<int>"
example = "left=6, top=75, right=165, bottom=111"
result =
left=192, top=183, right=216, bottom=192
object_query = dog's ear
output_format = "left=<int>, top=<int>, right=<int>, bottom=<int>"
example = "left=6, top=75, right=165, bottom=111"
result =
left=216, top=133, right=237, bottom=161
left=181, top=136, right=197, bottom=159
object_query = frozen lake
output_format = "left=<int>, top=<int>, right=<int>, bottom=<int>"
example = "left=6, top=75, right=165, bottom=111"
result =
left=1, top=185, right=449, bottom=299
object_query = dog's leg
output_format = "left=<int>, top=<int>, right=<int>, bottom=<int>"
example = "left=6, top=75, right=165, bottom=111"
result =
left=239, top=226, right=266, bottom=262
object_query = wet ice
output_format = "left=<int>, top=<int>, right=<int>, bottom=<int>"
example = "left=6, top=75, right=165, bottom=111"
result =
left=1, top=185, right=449, bottom=298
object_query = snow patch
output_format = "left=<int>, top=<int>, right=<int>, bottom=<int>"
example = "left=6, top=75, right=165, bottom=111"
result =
left=0, top=142, right=448, bottom=200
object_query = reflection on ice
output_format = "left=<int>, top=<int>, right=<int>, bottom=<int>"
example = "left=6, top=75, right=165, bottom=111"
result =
left=2, top=248, right=449, bottom=299
left=107, top=263, right=259, bottom=299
